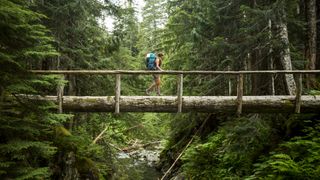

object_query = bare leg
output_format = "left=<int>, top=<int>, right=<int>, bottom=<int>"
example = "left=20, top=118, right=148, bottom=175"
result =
left=146, top=75, right=161, bottom=95
left=155, top=76, right=161, bottom=96
left=146, top=76, right=157, bottom=94
left=146, top=83, right=156, bottom=93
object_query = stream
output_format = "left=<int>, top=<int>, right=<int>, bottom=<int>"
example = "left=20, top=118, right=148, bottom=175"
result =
left=115, top=143, right=163, bottom=180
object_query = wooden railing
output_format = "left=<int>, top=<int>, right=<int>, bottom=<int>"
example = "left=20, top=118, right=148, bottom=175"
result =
left=30, top=70, right=320, bottom=114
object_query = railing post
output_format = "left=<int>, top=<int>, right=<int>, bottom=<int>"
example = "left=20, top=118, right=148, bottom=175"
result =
left=57, top=75, right=65, bottom=114
left=237, top=73, right=244, bottom=116
left=177, top=74, right=183, bottom=113
left=115, top=74, right=121, bottom=114
left=271, top=73, right=275, bottom=95
left=228, top=78, right=232, bottom=96
left=295, top=73, right=302, bottom=113
left=228, top=66, right=232, bottom=96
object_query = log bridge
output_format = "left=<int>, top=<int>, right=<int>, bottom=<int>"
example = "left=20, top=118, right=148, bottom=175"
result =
left=30, top=70, right=320, bottom=114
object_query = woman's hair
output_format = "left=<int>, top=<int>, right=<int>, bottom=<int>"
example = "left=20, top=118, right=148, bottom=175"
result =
left=157, top=52, right=164, bottom=57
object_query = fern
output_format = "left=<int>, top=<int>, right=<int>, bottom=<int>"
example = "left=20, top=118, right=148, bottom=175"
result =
left=250, top=121, right=320, bottom=179
left=16, top=167, right=50, bottom=180
left=180, top=115, right=273, bottom=179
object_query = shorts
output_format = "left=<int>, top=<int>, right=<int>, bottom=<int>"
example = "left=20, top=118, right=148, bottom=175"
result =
left=152, top=69, right=160, bottom=80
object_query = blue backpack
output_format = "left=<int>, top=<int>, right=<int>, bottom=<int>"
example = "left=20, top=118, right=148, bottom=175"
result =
left=146, top=53, right=156, bottom=70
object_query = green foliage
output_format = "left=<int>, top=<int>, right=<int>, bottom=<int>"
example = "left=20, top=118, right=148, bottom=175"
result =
left=2, top=0, right=319, bottom=179
left=180, top=115, right=273, bottom=179
left=76, top=157, right=99, bottom=178
left=0, top=0, right=58, bottom=62
left=158, top=1, right=319, bottom=178
left=249, top=120, right=320, bottom=179
left=138, top=0, right=168, bottom=53
left=53, top=126, right=114, bottom=178
left=1, top=0, right=160, bottom=178
left=15, top=167, right=50, bottom=180
left=0, top=1, right=69, bottom=179
left=68, top=111, right=171, bottom=179
left=140, top=113, right=170, bottom=139
left=307, top=89, right=320, bottom=95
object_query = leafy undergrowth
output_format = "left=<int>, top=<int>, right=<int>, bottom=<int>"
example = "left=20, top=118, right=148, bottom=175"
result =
left=249, top=120, right=320, bottom=179
left=181, top=115, right=272, bottom=179
left=161, top=113, right=320, bottom=180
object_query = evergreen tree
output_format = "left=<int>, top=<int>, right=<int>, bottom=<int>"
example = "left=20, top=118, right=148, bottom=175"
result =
left=0, top=0, right=62, bottom=178
left=139, top=0, right=168, bottom=52
left=159, top=0, right=320, bottom=179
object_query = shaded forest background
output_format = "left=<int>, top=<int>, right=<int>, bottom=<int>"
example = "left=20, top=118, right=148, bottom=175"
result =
left=1, top=0, right=320, bottom=179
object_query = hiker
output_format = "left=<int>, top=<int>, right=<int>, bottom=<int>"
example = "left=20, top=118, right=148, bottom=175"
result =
left=146, top=52, right=164, bottom=96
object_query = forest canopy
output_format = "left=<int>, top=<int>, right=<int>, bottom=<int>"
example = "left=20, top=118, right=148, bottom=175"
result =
left=0, top=0, right=320, bottom=179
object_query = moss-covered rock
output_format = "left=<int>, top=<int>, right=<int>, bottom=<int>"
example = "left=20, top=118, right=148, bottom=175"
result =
left=76, top=157, right=99, bottom=180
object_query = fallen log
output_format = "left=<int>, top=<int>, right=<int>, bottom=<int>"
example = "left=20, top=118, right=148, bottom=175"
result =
left=20, top=95, right=320, bottom=113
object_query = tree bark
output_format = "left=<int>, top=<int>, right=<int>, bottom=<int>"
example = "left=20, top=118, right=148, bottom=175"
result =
left=276, top=9, right=296, bottom=95
left=67, top=75, right=76, bottom=96
left=269, top=19, right=275, bottom=95
left=317, top=0, right=320, bottom=70
left=306, top=0, right=317, bottom=88
left=26, top=95, right=320, bottom=113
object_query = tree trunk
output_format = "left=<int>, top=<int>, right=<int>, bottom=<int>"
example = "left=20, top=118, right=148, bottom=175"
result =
left=269, top=19, right=275, bottom=95
left=27, top=95, right=320, bottom=113
left=250, top=52, right=259, bottom=95
left=276, top=9, right=296, bottom=95
left=317, top=0, right=320, bottom=70
left=67, top=75, right=76, bottom=96
left=61, top=152, right=80, bottom=180
left=306, top=0, right=317, bottom=88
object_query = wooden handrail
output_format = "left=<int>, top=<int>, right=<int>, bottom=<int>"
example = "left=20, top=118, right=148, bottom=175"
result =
left=33, top=70, right=320, bottom=114
left=30, top=70, right=320, bottom=75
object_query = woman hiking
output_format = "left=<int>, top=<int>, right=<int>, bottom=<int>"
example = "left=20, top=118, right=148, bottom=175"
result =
left=146, top=52, right=164, bottom=96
